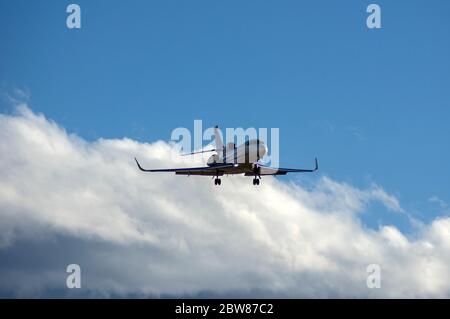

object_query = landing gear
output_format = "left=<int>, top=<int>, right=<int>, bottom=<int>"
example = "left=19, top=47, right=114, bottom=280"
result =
left=214, top=178, right=221, bottom=185
left=252, top=163, right=261, bottom=186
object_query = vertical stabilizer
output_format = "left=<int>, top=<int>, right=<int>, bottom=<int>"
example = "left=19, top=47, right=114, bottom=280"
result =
left=214, top=125, right=224, bottom=150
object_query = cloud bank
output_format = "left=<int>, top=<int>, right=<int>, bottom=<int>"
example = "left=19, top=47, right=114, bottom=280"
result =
left=0, top=105, right=449, bottom=298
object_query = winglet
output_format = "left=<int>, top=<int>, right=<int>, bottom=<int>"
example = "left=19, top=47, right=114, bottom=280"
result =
left=314, top=157, right=319, bottom=171
left=135, top=157, right=148, bottom=172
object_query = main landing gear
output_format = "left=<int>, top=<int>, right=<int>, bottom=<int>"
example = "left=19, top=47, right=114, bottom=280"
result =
left=214, top=178, right=221, bottom=185
left=252, top=177, right=260, bottom=185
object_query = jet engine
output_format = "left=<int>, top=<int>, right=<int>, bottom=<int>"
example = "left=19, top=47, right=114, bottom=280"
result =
left=207, top=154, right=220, bottom=166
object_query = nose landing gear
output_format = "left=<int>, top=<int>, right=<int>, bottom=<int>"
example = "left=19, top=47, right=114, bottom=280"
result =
left=252, top=177, right=260, bottom=185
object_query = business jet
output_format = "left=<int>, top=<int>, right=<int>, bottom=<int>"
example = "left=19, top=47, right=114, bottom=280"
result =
left=135, top=126, right=318, bottom=185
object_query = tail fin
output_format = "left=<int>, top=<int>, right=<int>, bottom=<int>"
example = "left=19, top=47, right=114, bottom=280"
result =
left=214, top=125, right=224, bottom=150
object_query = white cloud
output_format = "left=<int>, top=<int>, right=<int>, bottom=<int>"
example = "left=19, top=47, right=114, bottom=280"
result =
left=429, top=196, right=449, bottom=210
left=0, top=105, right=450, bottom=297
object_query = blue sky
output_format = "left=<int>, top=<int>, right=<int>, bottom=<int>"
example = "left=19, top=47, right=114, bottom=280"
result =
left=1, top=0, right=449, bottom=232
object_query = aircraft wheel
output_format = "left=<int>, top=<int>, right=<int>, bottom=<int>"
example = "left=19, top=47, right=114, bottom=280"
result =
left=218, top=179, right=221, bottom=185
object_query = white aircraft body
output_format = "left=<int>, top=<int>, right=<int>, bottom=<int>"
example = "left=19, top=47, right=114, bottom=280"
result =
left=135, top=126, right=318, bottom=185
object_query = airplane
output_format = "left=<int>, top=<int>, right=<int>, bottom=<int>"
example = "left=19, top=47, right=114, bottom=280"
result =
left=135, top=126, right=318, bottom=185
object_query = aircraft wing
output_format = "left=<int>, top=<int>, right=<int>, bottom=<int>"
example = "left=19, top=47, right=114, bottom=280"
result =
left=249, top=158, right=319, bottom=176
left=135, top=158, right=236, bottom=176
